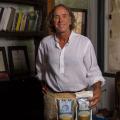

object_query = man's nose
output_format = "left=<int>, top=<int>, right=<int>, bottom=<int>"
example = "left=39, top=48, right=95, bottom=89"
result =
left=59, top=16, right=63, bottom=22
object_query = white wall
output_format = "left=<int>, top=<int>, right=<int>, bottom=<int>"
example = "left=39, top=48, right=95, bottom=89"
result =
left=87, top=0, right=98, bottom=53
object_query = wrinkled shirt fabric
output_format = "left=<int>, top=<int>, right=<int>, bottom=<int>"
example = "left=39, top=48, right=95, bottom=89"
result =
left=36, top=31, right=105, bottom=92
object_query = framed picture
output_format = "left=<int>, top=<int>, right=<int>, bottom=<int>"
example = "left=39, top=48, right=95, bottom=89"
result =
left=0, top=47, right=9, bottom=81
left=8, top=46, right=30, bottom=76
left=71, top=8, right=87, bottom=35
left=0, top=47, right=8, bottom=72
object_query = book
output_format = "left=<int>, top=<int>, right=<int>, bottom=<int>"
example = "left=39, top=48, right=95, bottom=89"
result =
left=11, top=12, right=19, bottom=31
left=33, top=11, right=39, bottom=31
left=0, top=7, right=8, bottom=31
left=19, top=13, right=27, bottom=31
left=0, top=7, right=4, bottom=23
left=6, top=7, right=16, bottom=31
left=15, top=10, right=23, bottom=31
left=2, top=7, right=12, bottom=31
left=28, top=11, right=37, bottom=31
left=36, top=10, right=42, bottom=31
left=24, top=14, right=29, bottom=32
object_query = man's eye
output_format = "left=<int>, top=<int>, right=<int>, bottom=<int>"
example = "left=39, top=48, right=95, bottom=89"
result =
left=54, top=15, right=59, bottom=19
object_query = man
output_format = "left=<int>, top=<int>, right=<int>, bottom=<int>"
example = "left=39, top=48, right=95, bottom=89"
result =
left=36, top=4, right=105, bottom=120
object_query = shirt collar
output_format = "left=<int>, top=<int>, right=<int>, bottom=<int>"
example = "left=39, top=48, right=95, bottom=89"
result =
left=54, top=31, right=75, bottom=44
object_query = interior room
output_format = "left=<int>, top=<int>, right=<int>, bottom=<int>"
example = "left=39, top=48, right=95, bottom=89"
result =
left=0, top=0, right=119, bottom=120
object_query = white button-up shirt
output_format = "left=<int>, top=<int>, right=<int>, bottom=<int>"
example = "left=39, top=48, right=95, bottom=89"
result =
left=36, top=31, right=105, bottom=92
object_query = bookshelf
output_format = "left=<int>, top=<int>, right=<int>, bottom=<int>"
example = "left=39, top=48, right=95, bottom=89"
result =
left=0, top=0, right=47, bottom=80
left=0, top=0, right=47, bottom=38
left=0, top=1, right=46, bottom=119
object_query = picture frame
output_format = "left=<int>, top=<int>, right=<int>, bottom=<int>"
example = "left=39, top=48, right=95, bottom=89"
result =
left=0, top=47, right=8, bottom=72
left=71, top=8, right=87, bottom=35
left=8, top=46, right=30, bottom=77
left=0, top=47, right=9, bottom=81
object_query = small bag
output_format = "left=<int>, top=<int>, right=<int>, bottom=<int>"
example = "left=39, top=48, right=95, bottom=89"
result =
left=57, top=98, right=75, bottom=120
left=77, top=97, right=91, bottom=120
left=75, top=91, right=93, bottom=120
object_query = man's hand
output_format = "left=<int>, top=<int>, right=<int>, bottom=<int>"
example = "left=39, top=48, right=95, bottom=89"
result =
left=42, top=85, right=48, bottom=94
left=89, top=81, right=102, bottom=108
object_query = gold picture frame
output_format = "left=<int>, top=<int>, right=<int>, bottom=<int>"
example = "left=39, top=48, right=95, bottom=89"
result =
left=71, top=8, right=87, bottom=35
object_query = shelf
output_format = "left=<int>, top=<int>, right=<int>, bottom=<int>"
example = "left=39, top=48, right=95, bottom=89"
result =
left=0, top=31, right=46, bottom=38
left=0, top=0, right=47, bottom=39
left=0, top=0, right=41, bottom=7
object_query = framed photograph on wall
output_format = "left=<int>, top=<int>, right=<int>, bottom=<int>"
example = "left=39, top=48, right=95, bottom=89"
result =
left=8, top=46, right=30, bottom=77
left=71, top=8, right=87, bottom=35
left=0, top=47, right=9, bottom=81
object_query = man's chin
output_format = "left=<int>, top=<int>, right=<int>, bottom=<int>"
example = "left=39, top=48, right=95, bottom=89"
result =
left=56, top=30, right=67, bottom=34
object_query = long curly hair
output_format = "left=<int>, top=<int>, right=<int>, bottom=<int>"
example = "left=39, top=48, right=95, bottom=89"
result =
left=47, top=4, right=75, bottom=33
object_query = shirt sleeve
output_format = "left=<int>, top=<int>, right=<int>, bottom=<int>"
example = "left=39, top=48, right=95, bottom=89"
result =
left=36, top=42, right=46, bottom=81
left=83, top=40, right=105, bottom=87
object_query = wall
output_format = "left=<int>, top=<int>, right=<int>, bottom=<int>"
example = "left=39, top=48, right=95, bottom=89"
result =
left=103, top=0, right=116, bottom=110
left=98, top=77, right=115, bottom=110
left=104, top=0, right=120, bottom=73
left=55, top=0, right=88, bottom=9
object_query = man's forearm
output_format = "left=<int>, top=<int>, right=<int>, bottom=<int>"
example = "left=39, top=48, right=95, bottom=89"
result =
left=92, top=81, right=102, bottom=90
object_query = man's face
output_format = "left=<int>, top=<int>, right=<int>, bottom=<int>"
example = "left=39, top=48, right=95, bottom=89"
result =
left=53, top=6, right=71, bottom=34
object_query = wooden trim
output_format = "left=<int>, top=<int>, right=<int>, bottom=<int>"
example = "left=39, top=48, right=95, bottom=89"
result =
left=0, top=0, right=41, bottom=6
